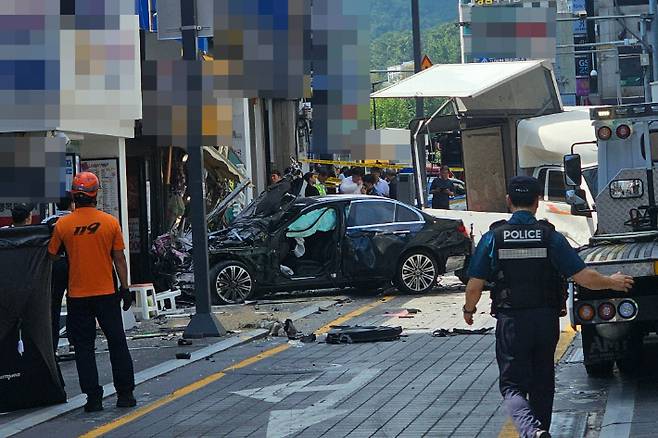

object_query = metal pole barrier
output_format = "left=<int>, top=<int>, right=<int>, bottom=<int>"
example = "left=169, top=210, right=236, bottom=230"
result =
left=411, top=0, right=423, bottom=119
left=649, top=0, right=658, bottom=87
left=181, top=0, right=226, bottom=338
left=641, top=17, right=652, bottom=102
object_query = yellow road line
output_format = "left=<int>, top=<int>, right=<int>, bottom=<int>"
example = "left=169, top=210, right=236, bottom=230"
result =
left=498, top=325, right=577, bottom=438
left=80, top=295, right=395, bottom=438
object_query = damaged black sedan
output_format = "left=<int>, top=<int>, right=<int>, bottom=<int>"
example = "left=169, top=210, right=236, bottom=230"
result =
left=206, top=182, right=472, bottom=304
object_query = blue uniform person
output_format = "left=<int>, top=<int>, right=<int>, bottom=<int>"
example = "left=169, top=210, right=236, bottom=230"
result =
left=463, top=176, right=634, bottom=438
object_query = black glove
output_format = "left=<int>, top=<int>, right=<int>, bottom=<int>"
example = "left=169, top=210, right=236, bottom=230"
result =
left=118, top=287, right=132, bottom=311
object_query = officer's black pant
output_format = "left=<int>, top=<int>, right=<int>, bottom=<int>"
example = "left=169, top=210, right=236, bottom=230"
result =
left=51, top=258, right=69, bottom=353
left=67, top=294, right=135, bottom=398
left=496, top=308, right=560, bottom=438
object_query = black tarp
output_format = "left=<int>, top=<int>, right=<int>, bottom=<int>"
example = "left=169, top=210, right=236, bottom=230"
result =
left=0, top=225, right=66, bottom=411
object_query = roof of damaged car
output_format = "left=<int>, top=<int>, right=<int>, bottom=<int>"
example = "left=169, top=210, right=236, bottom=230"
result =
left=292, top=194, right=377, bottom=207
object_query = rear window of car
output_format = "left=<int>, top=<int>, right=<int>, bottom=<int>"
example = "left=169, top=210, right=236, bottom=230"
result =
left=347, top=201, right=395, bottom=227
left=395, top=204, right=420, bottom=222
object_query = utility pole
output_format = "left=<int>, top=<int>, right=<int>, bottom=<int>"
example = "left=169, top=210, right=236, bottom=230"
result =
left=410, top=0, right=427, bottom=209
left=181, top=0, right=226, bottom=338
left=651, top=0, right=658, bottom=101
left=411, top=0, right=423, bottom=118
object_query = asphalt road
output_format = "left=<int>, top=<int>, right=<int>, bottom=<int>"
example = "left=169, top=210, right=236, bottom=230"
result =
left=5, top=283, right=658, bottom=438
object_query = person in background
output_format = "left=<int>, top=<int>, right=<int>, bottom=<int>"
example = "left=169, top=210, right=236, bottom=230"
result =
left=48, top=171, right=136, bottom=413
left=5, top=203, right=34, bottom=227
left=315, top=168, right=329, bottom=196
left=304, top=171, right=320, bottom=197
left=43, top=194, right=75, bottom=355
left=430, top=165, right=455, bottom=209
left=270, top=170, right=282, bottom=185
left=339, top=167, right=364, bottom=194
left=385, top=170, right=398, bottom=200
left=338, top=166, right=350, bottom=181
left=362, top=174, right=381, bottom=196
left=370, top=167, right=390, bottom=197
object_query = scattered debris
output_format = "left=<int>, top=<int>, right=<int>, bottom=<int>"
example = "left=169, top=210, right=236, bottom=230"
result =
left=287, top=339, right=304, bottom=348
left=385, top=308, right=422, bottom=318
left=300, top=334, right=317, bottom=343
left=284, top=319, right=298, bottom=338
left=130, top=333, right=165, bottom=340
left=326, top=325, right=403, bottom=344
left=175, top=352, right=191, bottom=360
left=431, top=327, right=494, bottom=337
left=177, top=339, right=193, bottom=346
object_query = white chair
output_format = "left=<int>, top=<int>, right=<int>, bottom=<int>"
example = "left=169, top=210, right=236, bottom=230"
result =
left=130, top=283, right=159, bottom=321
left=156, top=289, right=182, bottom=313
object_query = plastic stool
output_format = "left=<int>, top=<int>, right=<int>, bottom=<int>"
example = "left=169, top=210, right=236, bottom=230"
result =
left=130, top=283, right=159, bottom=321
left=156, top=289, right=182, bottom=313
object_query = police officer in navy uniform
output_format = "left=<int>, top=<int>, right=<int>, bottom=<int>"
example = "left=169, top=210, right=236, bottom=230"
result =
left=463, top=176, right=634, bottom=438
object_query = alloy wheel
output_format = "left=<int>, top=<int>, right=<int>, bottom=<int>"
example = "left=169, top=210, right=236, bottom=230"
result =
left=215, top=264, right=253, bottom=304
left=400, top=253, right=436, bottom=292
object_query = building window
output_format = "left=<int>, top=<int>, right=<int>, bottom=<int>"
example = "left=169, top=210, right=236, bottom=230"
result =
left=618, top=46, right=643, bottom=87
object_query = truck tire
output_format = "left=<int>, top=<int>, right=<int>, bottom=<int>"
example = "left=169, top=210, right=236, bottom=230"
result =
left=585, top=361, right=614, bottom=377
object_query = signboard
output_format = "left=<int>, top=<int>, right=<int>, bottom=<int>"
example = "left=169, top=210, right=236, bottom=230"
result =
left=572, top=0, right=587, bottom=35
left=157, top=0, right=214, bottom=40
left=576, top=78, right=590, bottom=96
left=128, top=217, right=141, bottom=253
left=80, top=158, right=122, bottom=223
left=575, top=55, right=591, bottom=77
left=421, top=55, right=433, bottom=70
left=65, top=154, right=80, bottom=193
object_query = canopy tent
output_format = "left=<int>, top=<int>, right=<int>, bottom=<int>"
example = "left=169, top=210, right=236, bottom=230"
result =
left=371, top=60, right=562, bottom=117
left=516, top=106, right=598, bottom=169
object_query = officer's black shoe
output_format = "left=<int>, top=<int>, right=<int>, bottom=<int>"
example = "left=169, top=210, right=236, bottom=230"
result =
left=535, top=431, right=551, bottom=438
left=83, top=398, right=103, bottom=413
left=116, top=392, right=137, bottom=408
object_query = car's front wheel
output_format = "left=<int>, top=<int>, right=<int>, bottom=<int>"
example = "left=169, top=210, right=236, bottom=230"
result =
left=210, top=260, right=256, bottom=304
left=395, top=251, right=438, bottom=294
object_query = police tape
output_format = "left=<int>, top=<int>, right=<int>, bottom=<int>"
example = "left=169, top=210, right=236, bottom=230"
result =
left=300, top=158, right=410, bottom=170
left=301, top=158, right=465, bottom=173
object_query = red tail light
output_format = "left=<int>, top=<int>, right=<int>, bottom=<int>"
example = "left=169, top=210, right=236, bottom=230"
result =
left=616, top=124, right=631, bottom=139
left=457, top=224, right=470, bottom=238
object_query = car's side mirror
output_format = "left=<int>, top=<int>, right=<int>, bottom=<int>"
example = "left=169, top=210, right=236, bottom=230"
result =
left=563, top=154, right=582, bottom=187
left=566, top=188, right=593, bottom=217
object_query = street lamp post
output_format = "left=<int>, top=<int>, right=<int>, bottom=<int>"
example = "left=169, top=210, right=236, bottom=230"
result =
left=180, top=0, right=226, bottom=338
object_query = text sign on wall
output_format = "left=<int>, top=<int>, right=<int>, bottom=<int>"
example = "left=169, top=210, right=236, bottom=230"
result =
left=80, top=158, right=122, bottom=223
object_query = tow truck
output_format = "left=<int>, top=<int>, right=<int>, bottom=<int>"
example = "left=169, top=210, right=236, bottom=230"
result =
left=565, top=103, right=658, bottom=376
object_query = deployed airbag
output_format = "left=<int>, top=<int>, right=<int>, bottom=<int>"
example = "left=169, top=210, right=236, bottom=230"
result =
left=286, top=208, right=337, bottom=238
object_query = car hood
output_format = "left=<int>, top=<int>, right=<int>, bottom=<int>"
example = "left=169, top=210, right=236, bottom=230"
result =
left=209, top=218, right=270, bottom=248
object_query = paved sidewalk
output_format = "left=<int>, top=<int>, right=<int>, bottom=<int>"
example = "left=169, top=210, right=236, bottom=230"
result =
left=26, top=290, right=511, bottom=438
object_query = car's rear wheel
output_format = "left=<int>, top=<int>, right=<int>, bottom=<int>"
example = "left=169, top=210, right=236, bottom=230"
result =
left=210, top=260, right=255, bottom=304
left=395, top=251, right=438, bottom=294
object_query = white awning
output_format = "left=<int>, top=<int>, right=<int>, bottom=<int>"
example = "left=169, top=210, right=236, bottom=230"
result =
left=517, top=106, right=598, bottom=168
left=371, top=60, right=546, bottom=99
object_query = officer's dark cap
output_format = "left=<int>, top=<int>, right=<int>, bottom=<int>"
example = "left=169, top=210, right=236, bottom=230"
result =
left=508, top=176, right=541, bottom=198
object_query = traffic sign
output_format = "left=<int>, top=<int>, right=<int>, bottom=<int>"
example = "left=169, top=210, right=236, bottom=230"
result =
left=421, top=54, right=433, bottom=70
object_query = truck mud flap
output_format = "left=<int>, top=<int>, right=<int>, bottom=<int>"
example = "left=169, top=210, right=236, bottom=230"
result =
left=581, top=325, right=637, bottom=364
left=326, top=325, right=402, bottom=344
